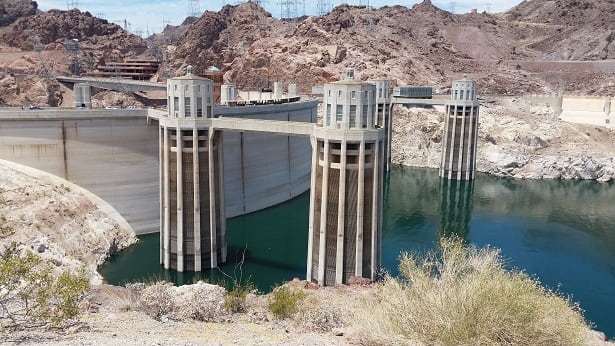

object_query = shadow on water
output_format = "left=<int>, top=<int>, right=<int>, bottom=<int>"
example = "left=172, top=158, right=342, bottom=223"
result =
left=99, top=166, right=615, bottom=336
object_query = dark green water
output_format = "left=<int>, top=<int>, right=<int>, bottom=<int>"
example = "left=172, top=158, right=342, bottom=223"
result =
left=99, top=167, right=615, bottom=337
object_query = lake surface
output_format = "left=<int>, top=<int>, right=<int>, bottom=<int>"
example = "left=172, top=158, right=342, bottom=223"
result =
left=99, top=167, right=615, bottom=337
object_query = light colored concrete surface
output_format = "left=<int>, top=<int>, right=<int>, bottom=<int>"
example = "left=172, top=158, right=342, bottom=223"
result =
left=562, top=96, right=607, bottom=112
left=57, top=76, right=166, bottom=92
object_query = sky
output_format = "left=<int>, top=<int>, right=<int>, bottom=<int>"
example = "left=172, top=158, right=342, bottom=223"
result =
left=36, top=1, right=524, bottom=36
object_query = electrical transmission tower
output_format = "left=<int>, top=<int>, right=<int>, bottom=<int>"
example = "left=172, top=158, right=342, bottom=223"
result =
left=188, top=0, right=201, bottom=17
left=114, top=19, right=131, bottom=31
left=358, top=0, right=370, bottom=6
left=66, top=0, right=79, bottom=9
left=485, top=3, right=492, bottom=13
left=449, top=1, right=456, bottom=14
left=280, top=0, right=298, bottom=20
left=317, top=0, right=331, bottom=16
left=64, top=39, right=81, bottom=76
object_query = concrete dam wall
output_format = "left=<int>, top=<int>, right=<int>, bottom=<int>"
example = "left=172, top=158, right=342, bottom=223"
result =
left=0, top=102, right=317, bottom=234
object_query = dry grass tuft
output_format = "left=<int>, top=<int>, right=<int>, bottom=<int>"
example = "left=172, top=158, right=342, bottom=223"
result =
left=354, top=237, right=588, bottom=345
left=297, top=295, right=344, bottom=332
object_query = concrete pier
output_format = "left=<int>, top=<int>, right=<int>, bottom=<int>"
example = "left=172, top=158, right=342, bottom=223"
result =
left=159, top=67, right=225, bottom=271
left=439, top=77, right=480, bottom=180
left=307, top=70, right=385, bottom=286
left=73, top=83, right=92, bottom=109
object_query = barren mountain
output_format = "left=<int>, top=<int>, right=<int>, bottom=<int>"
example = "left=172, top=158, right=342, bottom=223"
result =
left=0, top=2, right=154, bottom=107
left=0, top=0, right=37, bottom=27
left=163, top=0, right=614, bottom=96
left=506, top=0, right=615, bottom=60
left=0, top=0, right=613, bottom=103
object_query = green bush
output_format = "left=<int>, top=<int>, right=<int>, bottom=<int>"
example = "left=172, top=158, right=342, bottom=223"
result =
left=223, top=278, right=253, bottom=313
left=0, top=243, right=90, bottom=328
left=354, top=236, right=588, bottom=345
left=269, top=286, right=306, bottom=319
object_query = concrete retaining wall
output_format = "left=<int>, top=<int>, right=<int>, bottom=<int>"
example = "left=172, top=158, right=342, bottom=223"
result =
left=523, top=95, right=612, bottom=129
left=560, top=96, right=612, bottom=128
left=0, top=102, right=317, bottom=234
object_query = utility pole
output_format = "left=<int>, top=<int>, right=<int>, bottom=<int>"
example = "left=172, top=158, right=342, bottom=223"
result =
left=188, top=0, right=201, bottom=17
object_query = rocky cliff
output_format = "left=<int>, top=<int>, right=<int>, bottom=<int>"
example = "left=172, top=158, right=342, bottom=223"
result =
left=0, top=160, right=137, bottom=284
left=164, top=0, right=615, bottom=96
left=391, top=97, right=615, bottom=182
left=0, top=0, right=38, bottom=26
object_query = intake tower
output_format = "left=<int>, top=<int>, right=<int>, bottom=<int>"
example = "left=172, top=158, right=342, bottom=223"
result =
left=307, top=69, right=385, bottom=286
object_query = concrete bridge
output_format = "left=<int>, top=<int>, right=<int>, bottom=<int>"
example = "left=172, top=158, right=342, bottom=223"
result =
left=56, top=76, right=166, bottom=93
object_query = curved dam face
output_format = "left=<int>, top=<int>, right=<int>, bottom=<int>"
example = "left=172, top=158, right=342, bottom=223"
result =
left=0, top=103, right=316, bottom=235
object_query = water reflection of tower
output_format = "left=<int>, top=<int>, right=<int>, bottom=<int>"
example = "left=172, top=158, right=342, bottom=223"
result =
left=438, top=178, right=474, bottom=240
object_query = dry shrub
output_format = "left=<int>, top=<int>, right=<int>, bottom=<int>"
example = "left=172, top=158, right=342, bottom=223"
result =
left=172, top=281, right=226, bottom=322
left=138, top=281, right=175, bottom=321
left=354, top=237, right=588, bottom=345
left=297, top=296, right=344, bottom=332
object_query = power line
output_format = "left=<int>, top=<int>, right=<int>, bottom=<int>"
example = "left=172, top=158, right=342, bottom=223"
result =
left=188, top=0, right=201, bottom=17
left=113, top=19, right=131, bottom=31
left=66, top=0, right=79, bottom=10
left=279, top=0, right=298, bottom=20
left=317, top=0, right=332, bottom=16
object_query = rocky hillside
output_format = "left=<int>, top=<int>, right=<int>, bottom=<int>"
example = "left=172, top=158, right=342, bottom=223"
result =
left=0, top=0, right=613, bottom=102
left=0, top=160, right=137, bottom=284
left=506, top=0, right=615, bottom=60
left=163, top=0, right=615, bottom=96
left=0, top=0, right=38, bottom=26
left=1, top=9, right=146, bottom=53
left=0, top=1, right=153, bottom=107
left=391, top=96, right=615, bottom=181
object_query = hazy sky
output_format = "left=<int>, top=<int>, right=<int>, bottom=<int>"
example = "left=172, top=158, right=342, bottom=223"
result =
left=36, top=1, right=524, bottom=36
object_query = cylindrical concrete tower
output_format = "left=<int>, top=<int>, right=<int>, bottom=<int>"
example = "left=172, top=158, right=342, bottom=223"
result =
left=308, top=70, right=385, bottom=286
left=159, top=66, right=226, bottom=272
left=439, top=76, right=480, bottom=180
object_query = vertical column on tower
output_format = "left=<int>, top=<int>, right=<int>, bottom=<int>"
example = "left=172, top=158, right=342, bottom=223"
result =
left=370, top=79, right=392, bottom=171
